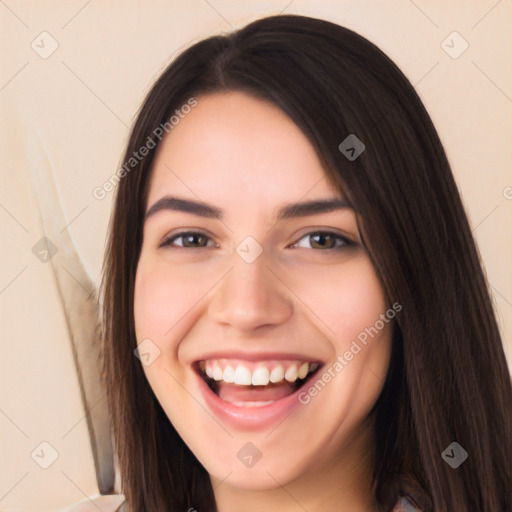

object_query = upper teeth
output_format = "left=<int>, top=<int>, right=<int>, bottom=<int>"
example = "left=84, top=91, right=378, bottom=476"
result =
left=200, top=359, right=317, bottom=386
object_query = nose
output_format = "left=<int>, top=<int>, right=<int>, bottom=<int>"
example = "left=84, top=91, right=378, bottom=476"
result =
left=207, top=253, right=294, bottom=333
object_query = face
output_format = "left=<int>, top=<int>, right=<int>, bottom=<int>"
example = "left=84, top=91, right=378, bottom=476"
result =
left=134, top=91, right=393, bottom=492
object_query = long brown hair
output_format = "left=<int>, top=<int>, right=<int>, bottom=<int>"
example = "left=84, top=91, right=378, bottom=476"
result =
left=100, top=14, right=512, bottom=511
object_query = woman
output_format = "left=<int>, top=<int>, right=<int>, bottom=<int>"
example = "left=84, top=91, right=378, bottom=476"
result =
left=100, top=14, right=512, bottom=512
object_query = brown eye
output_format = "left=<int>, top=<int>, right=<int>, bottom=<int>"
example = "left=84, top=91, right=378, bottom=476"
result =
left=292, top=231, right=353, bottom=250
left=160, top=231, right=214, bottom=249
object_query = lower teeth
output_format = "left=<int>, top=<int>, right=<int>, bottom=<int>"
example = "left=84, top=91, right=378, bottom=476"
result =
left=229, top=400, right=276, bottom=407
left=207, top=377, right=307, bottom=395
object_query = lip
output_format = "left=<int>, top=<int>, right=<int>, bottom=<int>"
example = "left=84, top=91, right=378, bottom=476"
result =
left=193, top=356, right=323, bottom=431
left=194, top=350, right=322, bottom=363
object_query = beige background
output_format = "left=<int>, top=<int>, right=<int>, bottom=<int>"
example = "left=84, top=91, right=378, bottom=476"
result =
left=1, top=1, right=511, bottom=510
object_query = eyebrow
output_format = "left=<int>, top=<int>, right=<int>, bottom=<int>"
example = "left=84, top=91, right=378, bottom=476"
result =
left=145, top=195, right=352, bottom=222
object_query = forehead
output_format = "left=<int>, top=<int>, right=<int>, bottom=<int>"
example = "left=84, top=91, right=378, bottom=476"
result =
left=146, top=91, right=340, bottom=210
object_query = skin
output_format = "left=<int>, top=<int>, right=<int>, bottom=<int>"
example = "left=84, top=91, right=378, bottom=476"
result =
left=134, top=91, right=393, bottom=512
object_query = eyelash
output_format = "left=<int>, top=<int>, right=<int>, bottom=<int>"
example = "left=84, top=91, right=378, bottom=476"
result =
left=159, top=230, right=355, bottom=251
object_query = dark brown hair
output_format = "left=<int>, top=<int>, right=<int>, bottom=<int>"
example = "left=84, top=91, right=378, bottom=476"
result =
left=100, top=14, right=512, bottom=512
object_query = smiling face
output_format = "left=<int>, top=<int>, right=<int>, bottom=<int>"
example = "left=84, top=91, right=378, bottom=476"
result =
left=133, top=91, right=393, bottom=504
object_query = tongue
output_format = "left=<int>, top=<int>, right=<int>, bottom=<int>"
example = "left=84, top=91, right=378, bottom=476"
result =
left=217, top=381, right=296, bottom=404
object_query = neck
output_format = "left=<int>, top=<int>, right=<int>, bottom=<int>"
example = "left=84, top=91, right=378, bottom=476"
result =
left=211, top=412, right=379, bottom=512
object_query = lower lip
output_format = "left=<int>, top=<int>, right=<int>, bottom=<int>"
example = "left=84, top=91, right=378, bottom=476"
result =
left=195, top=371, right=313, bottom=431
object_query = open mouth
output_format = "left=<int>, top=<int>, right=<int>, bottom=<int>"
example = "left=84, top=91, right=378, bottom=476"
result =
left=194, top=359, right=322, bottom=407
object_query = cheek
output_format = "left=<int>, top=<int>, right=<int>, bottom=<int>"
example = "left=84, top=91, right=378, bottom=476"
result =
left=134, top=256, right=203, bottom=340
left=133, top=257, right=199, bottom=398
left=134, top=262, right=171, bottom=339
left=332, top=260, right=388, bottom=341
left=287, top=254, right=389, bottom=346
